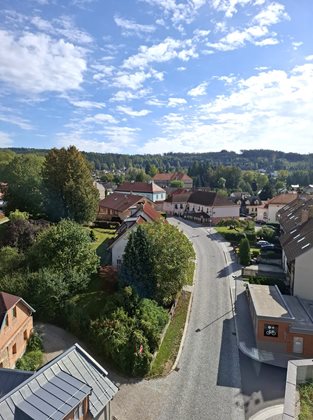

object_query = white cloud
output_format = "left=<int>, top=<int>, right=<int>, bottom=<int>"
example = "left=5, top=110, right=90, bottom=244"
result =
left=210, top=0, right=252, bottom=18
left=0, top=113, right=33, bottom=130
left=84, top=113, right=118, bottom=124
left=142, top=63, right=313, bottom=154
left=116, top=106, right=151, bottom=117
left=110, top=89, right=150, bottom=102
left=168, top=97, right=187, bottom=107
left=254, top=37, right=279, bottom=46
left=253, top=2, right=289, bottom=26
left=69, top=100, right=106, bottom=109
left=0, top=30, right=86, bottom=94
left=0, top=131, right=13, bottom=147
left=145, top=98, right=166, bottom=106
left=140, top=0, right=206, bottom=24
left=113, top=69, right=163, bottom=90
left=292, top=41, right=303, bottom=50
left=188, top=82, right=208, bottom=96
left=114, top=16, right=156, bottom=35
left=305, top=55, right=313, bottom=62
left=123, top=37, right=198, bottom=69
left=177, top=66, right=187, bottom=71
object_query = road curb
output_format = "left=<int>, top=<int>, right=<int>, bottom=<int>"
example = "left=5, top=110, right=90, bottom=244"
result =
left=171, top=251, right=197, bottom=372
left=249, top=404, right=284, bottom=420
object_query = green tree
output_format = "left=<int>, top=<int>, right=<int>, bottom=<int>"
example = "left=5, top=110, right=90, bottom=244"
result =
left=239, top=237, right=250, bottom=266
left=259, top=182, right=274, bottom=200
left=0, top=246, right=21, bottom=275
left=5, top=154, right=44, bottom=216
left=28, top=219, right=100, bottom=276
left=122, top=222, right=195, bottom=305
left=170, top=180, right=184, bottom=188
left=42, top=146, right=99, bottom=223
left=0, top=150, right=15, bottom=180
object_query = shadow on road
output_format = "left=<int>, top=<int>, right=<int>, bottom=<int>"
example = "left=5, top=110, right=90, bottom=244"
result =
left=195, top=310, right=233, bottom=333
left=216, top=317, right=241, bottom=389
left=217, top=261, right=239, bottom=278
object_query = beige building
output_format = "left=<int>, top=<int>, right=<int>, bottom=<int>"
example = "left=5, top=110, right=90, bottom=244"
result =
left=257, top=193, right=298, bottom=223
left=248, top=284, right=313, bottom=357
left=153, top=172, right=193, bottom=189
left=0, top=292, right=35, bottom=368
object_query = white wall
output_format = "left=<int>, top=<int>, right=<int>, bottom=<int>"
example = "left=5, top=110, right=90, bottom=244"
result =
left=111, top=227, right=138, bottom=267
left=293, top=248, right=313, bottom=300
left=257, top=207, right=268, bottom=221
left=116, top=191, right=165, bottom=202
left=268, top=204, right=285, bottom=223
left=213, top=206, right=240, bottom=218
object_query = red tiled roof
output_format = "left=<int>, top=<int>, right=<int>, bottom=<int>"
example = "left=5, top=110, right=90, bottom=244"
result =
left=268, top=193, right=298, bottom=205
left=99, top=193, right=146, bottom=212
left=142, top=203, right=162, bottom=221
left=0, top=292, right=34, bottom=326
left=153, top=172, right=192, bottom=182
left=116, top=182, right=165, bottom=193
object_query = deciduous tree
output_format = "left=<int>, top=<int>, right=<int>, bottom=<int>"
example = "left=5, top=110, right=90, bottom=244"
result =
left=42, top=146, right=99, bottom=223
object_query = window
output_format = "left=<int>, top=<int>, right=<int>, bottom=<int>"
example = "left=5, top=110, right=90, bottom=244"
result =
left=12, top=344, right=17, bottom=354
left=12, top=306, right=17, bottom=318
left=24, top=330, right=28, bottom=340
left=5, top=315, right=9, bottom=327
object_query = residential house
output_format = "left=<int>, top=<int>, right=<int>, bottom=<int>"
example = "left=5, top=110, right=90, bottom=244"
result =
left=230, top=193, right=262, bottom=216
left=0, top=292, right=35, bottom=369
left=153, top=172, right=193, bottom=189
left=247, top=284, right=313, bottom=359
left=97, top=192, right=151, bottom=222
left=115, top=181, right=166, bottom=202
left=277, top=195, right=313, bottom=300
left=0, top=343, right=118, bottom=419
left=110, top=203, right=163, bottom=268
left=163, top=190, right=239, bottom=224
left=257, top=193, right=298, bottom=223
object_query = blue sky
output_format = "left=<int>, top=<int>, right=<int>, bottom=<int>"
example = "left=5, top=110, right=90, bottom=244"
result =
left=0, top=0, right=313, bottom=154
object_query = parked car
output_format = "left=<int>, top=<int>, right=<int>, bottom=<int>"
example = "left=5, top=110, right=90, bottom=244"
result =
left=256, top=220, right=267, bottom=225
left=256, top=240, right=271, bottom=247
left=260, top=244, right=275, bottom=251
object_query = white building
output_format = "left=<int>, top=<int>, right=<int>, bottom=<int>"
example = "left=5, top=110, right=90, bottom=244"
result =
left=115, top=181, right=166, bottom=202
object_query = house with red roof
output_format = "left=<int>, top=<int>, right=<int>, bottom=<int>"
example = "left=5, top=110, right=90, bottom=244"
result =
left=0, top=292, right=35, bottom=368
left=257, top=193, right=298, bottom=223
left=109, top=203, right=164, bottom=269
left=163, top=190, right=239, bottom=224
left=115, top=181, right=166, bottom=202
left=153, top=172, right=193, bottom=189
left=97, top=192, right=152, bottom=222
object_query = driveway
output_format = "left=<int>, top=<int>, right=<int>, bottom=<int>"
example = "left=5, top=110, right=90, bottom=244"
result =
left=35, top=322, right=84, bottom=363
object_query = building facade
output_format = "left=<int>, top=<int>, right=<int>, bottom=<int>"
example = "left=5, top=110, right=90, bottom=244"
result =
left=115, top=182, right=166, bottom=202
left=0, top=292, right=35, bottom=369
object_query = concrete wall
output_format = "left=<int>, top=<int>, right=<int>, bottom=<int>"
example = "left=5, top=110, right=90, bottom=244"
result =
left=0, top=302, right=33, bottom=368
left=294, top=248, right=313, bottom=300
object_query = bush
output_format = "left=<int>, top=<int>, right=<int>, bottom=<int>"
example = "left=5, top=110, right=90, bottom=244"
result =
left=90, top=229, right=97, bottom=242
left=219, top=231, right=245, bottom=243
left=15, top=350, right=43, bottom=371
left=244, top=230, right=256, bottom=243
left=217, top=219, right=241, bottom=227
left=27, top=332, right=43, bottom=352
left=251, top=249, right=260, bottom=258
left=239, top=237, right=251, bottom=266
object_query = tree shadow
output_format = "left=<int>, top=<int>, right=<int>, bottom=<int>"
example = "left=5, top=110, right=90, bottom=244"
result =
left=96, top=237, right=112, bottom=264
left=216, top=261, right=240, bottom=278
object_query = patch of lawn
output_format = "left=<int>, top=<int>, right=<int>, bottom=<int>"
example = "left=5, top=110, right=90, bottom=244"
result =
left=299, top=382, right=313, bottom=420
left=69, top=290, right=109, bottom=319
left=185, top=261, right=195, bottom=286
left=86, top=227, right=116, bottom=264
left=149, top=291, right=191, bottom=377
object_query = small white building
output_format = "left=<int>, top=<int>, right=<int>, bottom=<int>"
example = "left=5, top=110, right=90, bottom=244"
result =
left=257, top=193, right=298, bottom=223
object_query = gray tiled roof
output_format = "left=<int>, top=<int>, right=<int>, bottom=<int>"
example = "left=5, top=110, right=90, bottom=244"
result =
left=0, top=344, right=118, bottom=419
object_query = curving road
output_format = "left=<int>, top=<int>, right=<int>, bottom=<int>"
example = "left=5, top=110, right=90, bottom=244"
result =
left=112, top=218, right=245, bottom=420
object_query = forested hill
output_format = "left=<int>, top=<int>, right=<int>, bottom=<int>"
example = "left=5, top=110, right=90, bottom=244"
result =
left=3, top=148, right=313, bottom=172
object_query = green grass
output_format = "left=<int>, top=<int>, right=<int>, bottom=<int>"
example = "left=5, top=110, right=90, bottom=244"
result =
left=299, top=382, right=313, bottom=420
left=185, top=261, right=195, bottom=286
left=215, top=226, right=244, bottom=235
left=86, top=227, right=116, bottom=264
left=149, top=291, right=191, bottom=377
left=68, top=290, right=109, bottom=319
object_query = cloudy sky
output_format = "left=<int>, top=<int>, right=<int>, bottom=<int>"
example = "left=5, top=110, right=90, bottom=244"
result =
left=0, top=0, right=312, bottom=154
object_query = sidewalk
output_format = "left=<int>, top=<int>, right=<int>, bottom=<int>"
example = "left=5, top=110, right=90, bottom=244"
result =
left=216, top=231, right=298, bottom=369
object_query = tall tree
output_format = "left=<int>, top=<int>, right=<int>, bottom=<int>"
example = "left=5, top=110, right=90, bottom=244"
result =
left=4, top=154, right=44, bottom=216
left=42, top=146, right=99, bottom=223
left=239, top=237, right=250, bottom=266
left=122, top=222, right=195, bottom=305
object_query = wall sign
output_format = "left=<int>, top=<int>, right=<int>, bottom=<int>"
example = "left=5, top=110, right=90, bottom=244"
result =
left=264, top=324, right=278, bottom=337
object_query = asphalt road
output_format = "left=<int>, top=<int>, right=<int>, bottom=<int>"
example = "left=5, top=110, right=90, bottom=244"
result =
left=157, top=218, right=244, bottom=420
left=112, top=218, right=286, bottom=420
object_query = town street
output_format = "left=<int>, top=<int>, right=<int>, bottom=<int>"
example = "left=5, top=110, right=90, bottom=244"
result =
left=112, top=218, right=244, bottom=420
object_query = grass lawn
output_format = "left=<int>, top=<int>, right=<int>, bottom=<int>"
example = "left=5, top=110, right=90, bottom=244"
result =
left=299, top=382, right=313, bottom=420
left=149, top=291, right=191, bottom=377
left=68, top=290, right=109, bottom=319
left=86, top=227, right=116, bottom=264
